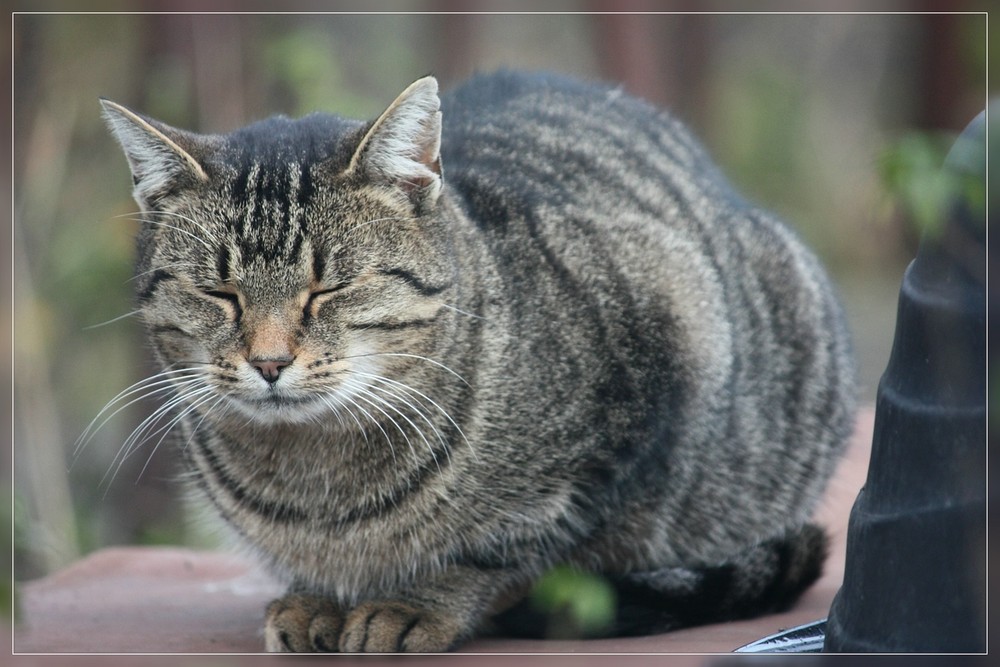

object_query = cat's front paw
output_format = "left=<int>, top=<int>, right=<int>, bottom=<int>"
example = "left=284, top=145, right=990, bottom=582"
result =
left=339, top=600, right=466, bottom=652
left=264, top=593, right=344, bottom=652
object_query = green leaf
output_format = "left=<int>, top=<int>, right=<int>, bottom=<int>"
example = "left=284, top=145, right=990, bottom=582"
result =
left=878, top=131, right=982, bottom=239
left=530, top=565, right=616, bottom=638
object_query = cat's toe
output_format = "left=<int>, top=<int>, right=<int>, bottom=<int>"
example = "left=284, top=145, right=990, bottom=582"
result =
left=339, top=601, right=464, bottom=652
left=264, top=593, right=344, bottom=652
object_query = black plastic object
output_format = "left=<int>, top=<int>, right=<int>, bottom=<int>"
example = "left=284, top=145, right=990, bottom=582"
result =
left=734, top=619, right=827, bottom=653
left=823, top=111, right=987, bottom=652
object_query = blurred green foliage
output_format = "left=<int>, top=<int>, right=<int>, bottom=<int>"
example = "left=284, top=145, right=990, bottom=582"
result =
left=713, top=65, right=809, bottom=219
left=530, top=565, right=616, bottom=638
left=878, top=131, right=985, bottom=238
left=262, top=27, right=366, bottom=118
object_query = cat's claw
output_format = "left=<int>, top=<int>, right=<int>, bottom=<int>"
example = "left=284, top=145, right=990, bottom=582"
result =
left=264, top=593, right=344, bottom=653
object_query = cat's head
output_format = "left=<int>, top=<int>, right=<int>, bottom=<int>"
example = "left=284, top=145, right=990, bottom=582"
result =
left=102, top=77, right=456, bottom=425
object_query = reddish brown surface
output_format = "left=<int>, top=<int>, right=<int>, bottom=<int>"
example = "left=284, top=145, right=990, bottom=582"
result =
left=13, top=409, right=874, bottom=655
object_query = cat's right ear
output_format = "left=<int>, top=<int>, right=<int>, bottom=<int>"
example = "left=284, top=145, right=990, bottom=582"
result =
left=100, top=99, right=208, bottom=207
left=346, top=76, right=443, bottom=211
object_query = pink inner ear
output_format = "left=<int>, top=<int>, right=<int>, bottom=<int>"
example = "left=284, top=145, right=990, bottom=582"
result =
left=419, top=143, right=442, bottom=176
left=394, top=122, right=442, bottom=198
left=397, top=171, right=437, bottom=196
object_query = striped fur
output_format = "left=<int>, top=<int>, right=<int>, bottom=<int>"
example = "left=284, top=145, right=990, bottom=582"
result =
left=101, top=71, right=857, bottom=652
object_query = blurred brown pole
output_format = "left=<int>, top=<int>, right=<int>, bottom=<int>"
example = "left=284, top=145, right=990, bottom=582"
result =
left=918, top=10, right=980, bottom=132
left=673, top=14, right=711, bottom=122
left=589, top=2, right=669, bottom=107
left=190, top=13, right=248, bottom=130
left=589, top=5, right=711, bottom=118
left=430, top=1, right=483, bottom=89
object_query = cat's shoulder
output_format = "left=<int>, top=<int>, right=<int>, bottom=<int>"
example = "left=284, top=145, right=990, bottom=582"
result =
left=440, top=70, right=671, bottom=145
left=443, top=70, right=620, bottom=113
left=448, top=69, right=606, bottom=98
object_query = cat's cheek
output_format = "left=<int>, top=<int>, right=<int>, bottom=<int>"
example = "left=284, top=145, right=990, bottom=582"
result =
left=147, top=324, right=210, bottom=367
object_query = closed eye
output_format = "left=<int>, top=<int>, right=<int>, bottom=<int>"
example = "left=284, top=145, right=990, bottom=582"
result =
left=303, top=282, right=350, bottom=319
left=203, top=289, right=243, bottom=320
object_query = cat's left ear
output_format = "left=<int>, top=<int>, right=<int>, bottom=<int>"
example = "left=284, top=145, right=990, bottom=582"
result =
left=347, top=76, right=442, bottom=210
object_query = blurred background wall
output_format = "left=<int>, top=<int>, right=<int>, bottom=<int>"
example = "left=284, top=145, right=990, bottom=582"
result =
left=7, top=4, right=990, bottom=593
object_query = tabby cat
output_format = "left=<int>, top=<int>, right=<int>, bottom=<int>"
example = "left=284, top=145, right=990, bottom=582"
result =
left=100, top=71, right=857, bottom=652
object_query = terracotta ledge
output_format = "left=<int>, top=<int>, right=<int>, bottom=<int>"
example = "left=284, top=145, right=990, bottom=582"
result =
left=13, top=409, right=873, bottom=655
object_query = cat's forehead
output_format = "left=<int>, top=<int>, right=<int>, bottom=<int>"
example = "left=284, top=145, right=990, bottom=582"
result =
left=208, top=115, right=369, bottom=214
left=221, top=113, right=364, bottom=171
left=195, top=115, right=368, bottom=256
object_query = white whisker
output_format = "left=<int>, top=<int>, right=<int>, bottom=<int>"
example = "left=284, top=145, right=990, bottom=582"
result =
left=82, top=310, right=143, bottom=330
left=116, top=210, right=218, bottom=251
left=341, top=377, right=417, bottom=461
left=104, top=384, right=215, bottom=490
left=355, top=370, right=477, bottom=463
left=316, top=392, right=367, bottom=443
left=365, top=380, right=447, bottom=448
left=355, top=375, right=450, bottom=466
left=321, top=393, right=395, bottom=463
left=148, top=210, right=218, bottom=245
left=347, top=379, right=439, bottom=470
left=129, top=262, right=200, bottom=283
left=179, top=393, right=231, bottom=454
left=342, top=352, right=471, bottom=388
left=136, top=389, right=222, bottom=482
left=117, top=211, right=215, bottom=255
left=74, top=368, right=204, bottom=461
left=437, top=303, right=487, bottom=321
left=344, top=215, right=419, bottom=238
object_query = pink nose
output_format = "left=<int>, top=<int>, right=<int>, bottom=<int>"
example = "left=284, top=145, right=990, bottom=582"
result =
left=251, top=356, right=294, bottom=383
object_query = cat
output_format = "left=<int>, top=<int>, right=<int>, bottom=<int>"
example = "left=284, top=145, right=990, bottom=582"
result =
left=99, top=70, right=857, bottom=652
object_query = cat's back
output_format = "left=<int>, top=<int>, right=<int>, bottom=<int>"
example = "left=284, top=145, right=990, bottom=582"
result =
left=438, top=72, right=857, bottom=549
left=440, top=70, right=732, bottom=219
left=441, top=69, right=671, bottom=147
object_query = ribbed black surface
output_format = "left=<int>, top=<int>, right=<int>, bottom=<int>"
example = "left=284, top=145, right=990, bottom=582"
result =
left=824, top=110, right=987, bottom=652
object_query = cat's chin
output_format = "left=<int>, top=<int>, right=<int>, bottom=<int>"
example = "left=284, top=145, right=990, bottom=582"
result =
left=225, top=393, right=335, bottom=426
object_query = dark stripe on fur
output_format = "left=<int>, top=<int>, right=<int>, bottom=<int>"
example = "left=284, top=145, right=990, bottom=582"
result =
left=297, top=162, right=314, bottom=209
left=396, top=617, right=421, bottom=652
left=138, top=269, right=175, bottom=303
left=348, top=316, right=441, bottom=331
left=190, top=431, right=309, bottom=523
left=379, top=267, right=452, bottom=297
left=312, top=246, right=326, bottom=283
left=216, top=245, right=231, bottom=283
left=149, top=324, right=188, bottom=338
left=327, top=445, right=452, bottom=528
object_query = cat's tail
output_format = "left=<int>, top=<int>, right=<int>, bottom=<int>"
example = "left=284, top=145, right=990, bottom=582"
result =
left=494, top=523, right=828, bottom=639
left=607, top=522, right=828, bottom=636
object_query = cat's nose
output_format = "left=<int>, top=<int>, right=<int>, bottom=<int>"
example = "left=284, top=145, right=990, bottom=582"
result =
left=251, top=356, right=295, bottom=384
